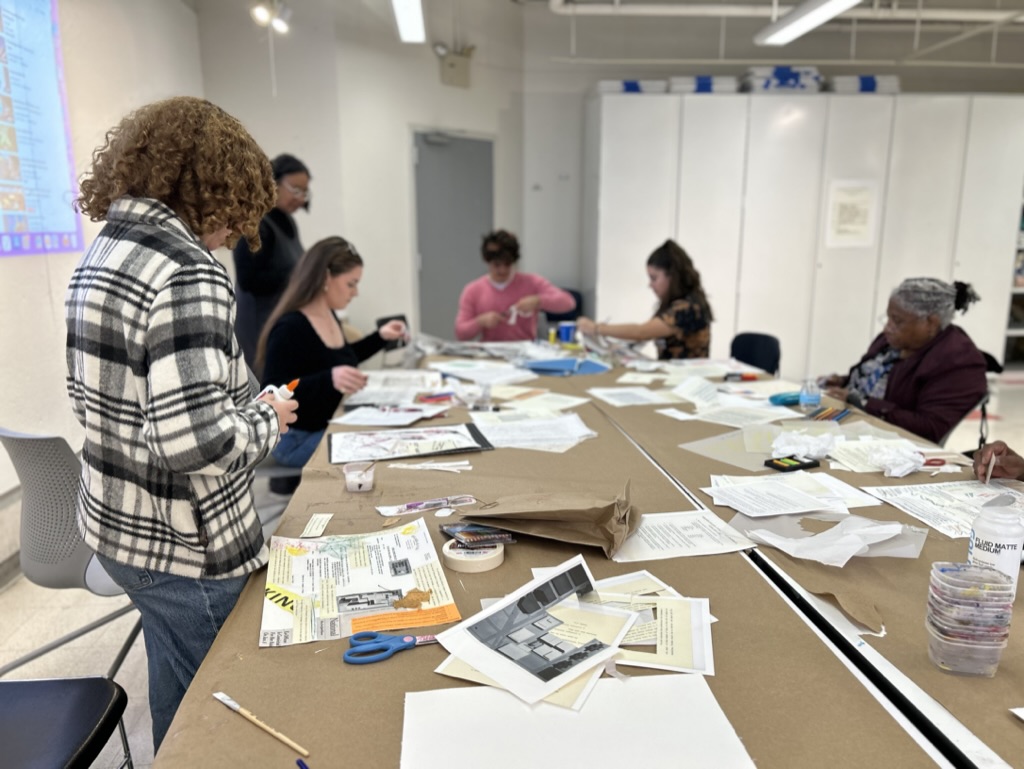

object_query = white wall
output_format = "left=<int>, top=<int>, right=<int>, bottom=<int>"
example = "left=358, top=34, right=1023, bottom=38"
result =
left=0, top=0, right=203, bottom=499
left=196, top=0, right=344, bottom=266
left=332, top=0, right=524, bottom=333
left=522, top=6, right=1024, bottom=334
left=195, top=0, right=523, bottom=338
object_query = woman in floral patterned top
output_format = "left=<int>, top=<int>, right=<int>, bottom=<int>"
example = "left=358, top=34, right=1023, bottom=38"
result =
left=577, top=240, right=713, bottom=360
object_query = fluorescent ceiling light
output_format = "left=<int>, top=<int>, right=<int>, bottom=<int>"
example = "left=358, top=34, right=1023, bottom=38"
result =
left=754, top=0, right=863, bottom=46
left=391, top=0, right=426, bottom=44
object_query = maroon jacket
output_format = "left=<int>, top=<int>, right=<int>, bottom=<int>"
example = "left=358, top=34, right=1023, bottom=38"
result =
left=844, top=325, right=987, bottom=445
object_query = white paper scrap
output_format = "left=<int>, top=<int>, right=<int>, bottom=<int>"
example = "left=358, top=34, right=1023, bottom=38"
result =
left=728, top=512, right=927, bottom=567
left=748, top=518, right=904, bottom=567
left=299, top=513, right=333, bottom=538
left=656, top=407, right=698, bottom=422
left=828, top=439, right=919, bottom=473
left=587, top=386, right=676, bottom=408
left=672, top=377, right=720, bottom=410
left=331, top=404, right=449, bottom=427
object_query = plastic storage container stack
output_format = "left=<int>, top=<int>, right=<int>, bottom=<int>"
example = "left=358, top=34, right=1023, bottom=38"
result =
left=742, top=66, right=822, bottom=92
left=926, top=562, right=1014, bottom=677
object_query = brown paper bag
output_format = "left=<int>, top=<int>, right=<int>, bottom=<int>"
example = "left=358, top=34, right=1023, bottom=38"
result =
left=463, top=481, right=636, bottom=558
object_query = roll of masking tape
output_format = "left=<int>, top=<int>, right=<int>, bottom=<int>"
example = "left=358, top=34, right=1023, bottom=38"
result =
left=441, top=539, right=504, bottom=573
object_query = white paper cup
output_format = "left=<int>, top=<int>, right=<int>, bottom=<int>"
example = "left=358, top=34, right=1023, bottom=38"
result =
left=343, top=462, right=375, bottom=492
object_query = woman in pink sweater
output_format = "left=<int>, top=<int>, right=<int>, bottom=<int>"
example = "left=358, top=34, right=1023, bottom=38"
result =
left=455, top=230, right=576, bottom=341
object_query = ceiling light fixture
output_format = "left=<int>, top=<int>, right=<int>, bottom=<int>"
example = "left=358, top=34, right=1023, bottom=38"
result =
left=754, top=0, right=863, bottom=46
left=249, top=0, right=291, bottom=35
left=391, top=0, right=426, bottom=44
left=271, top=5, right=292, bottom=34
left=250, top=3, right=271, bottom=26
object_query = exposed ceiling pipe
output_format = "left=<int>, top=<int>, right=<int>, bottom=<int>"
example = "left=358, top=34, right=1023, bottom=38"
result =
left=547, top=0, right=1024, bottom=25
left=549, top=55, right=1024, bottom=69
left=903, top=9, right=1024, bottom=60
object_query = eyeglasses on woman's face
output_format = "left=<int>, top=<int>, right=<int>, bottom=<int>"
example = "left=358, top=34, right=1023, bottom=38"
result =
left=281, top=180, right=310, bottom=199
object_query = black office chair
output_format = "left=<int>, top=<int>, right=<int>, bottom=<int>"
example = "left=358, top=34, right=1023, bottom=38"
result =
left=730, top=332, right=781, bottom=376
left=0, top=677, right=132, bottom=769
left=954, top=350, right=1003, bottom=456
left=543, top=289, right=583, bottom=325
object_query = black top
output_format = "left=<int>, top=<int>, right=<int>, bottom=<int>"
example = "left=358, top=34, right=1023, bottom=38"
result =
left=233, top=208, right=301, bottom=297
left=262, top=311, right=387, bottom=432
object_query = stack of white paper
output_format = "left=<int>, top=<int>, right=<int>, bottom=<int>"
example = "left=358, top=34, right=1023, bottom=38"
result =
left=470, top=412, right=597, bottom=453
left=702, top=478, right=837, bottom=517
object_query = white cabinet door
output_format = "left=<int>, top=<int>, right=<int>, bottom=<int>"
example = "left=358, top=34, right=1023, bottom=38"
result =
left=676, top=95, right=748, bottom=360
left=594, top=95, right=682, bottom=326
left=874, top=96, right=970, bottom=324
left=736, top=96, right=828, bottom=380
left=806, top=95, right=894, bottom=379
left=952, top=96, right=1024, bottom=364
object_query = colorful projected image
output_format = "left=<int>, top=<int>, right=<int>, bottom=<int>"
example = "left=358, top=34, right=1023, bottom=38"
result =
left=0, top=0, right=81, bottom=257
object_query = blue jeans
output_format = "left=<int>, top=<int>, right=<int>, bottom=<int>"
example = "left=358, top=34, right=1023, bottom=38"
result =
left=96, top=555, right=249, bottom=753
left=272, top=427, right=324, bottom=467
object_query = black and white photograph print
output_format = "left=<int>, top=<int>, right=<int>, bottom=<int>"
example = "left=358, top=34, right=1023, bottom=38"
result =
left=389, top=557, right=412, bottom=577
left=466, top=561, right=605, bottom=682
left=336, top=588, right=403, bottom=614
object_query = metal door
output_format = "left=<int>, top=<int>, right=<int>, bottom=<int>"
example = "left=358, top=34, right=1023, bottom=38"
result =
left=414, top=131, right=493, bottom=338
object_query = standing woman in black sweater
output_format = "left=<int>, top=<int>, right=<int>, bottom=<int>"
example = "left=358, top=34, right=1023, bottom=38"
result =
left=258, top=236, right=408, bottom=469
left=233, top=153, right=310, bottom=375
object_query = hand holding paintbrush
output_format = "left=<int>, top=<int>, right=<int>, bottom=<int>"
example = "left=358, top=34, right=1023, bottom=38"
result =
left=973, top=441, right=1024, bottom=484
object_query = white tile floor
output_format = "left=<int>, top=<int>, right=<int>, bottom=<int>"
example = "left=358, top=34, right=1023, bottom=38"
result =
left=2, top=378, right=1024, bottom=766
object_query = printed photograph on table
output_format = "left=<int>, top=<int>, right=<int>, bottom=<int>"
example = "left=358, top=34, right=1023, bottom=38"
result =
left=466, top=561, right=606, bottom=682
left=328, top=423, right=493, bottom=464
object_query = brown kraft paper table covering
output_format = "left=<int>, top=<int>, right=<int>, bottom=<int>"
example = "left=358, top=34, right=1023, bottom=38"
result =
left=588, top=390, right=1024, bottom=765
left=151, top=395, right=936, bottom=768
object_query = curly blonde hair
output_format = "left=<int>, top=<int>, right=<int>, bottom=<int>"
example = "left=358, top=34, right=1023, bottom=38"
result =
left=76, top=96, right=275, bottom=250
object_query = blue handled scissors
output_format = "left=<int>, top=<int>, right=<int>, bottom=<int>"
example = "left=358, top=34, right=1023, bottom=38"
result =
left=343, top=631, right=438, bottom=665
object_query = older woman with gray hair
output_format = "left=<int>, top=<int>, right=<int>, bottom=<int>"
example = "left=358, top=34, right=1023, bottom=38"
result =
left=822, top=277, right=987, bottom=444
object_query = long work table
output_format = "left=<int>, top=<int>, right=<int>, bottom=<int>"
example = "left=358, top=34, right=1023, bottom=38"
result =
left=152, top=360, right=1012, bottom=768
left=545, top=367, right=1024, bottom=767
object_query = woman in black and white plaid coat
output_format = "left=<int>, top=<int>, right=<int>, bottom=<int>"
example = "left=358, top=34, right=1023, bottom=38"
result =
left=65, top=96, right=299, bottom=752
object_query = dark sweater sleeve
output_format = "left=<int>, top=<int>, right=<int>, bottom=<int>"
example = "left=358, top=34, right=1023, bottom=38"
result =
left=262, top=314, right=342, bottom=432
left=350, top=331, right=387, bottom=363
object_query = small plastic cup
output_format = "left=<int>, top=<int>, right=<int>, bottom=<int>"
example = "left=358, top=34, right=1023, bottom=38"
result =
left=926, top=622, right=1007, bottom=677
left=343, top=462, right=375, bottom=492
